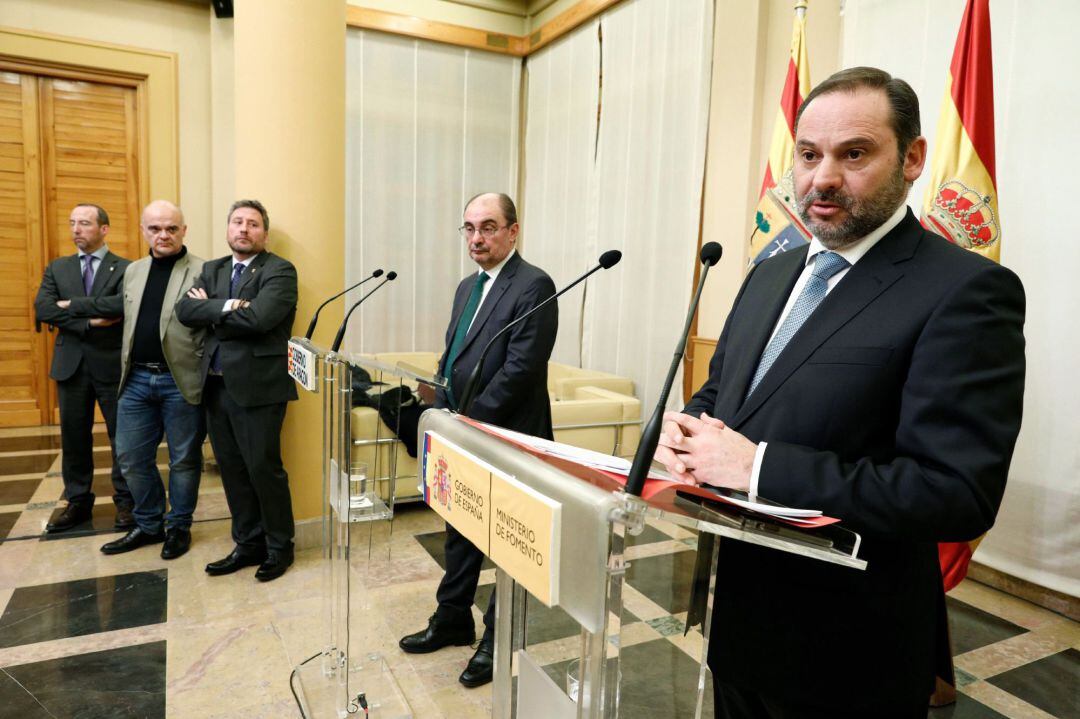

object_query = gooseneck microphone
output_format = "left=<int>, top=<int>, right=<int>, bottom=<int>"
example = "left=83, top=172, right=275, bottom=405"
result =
left=330, top=271, right=397, bottom=353
left=624, top=242, right=723, bottom=497
left=457, top=250, right=623, bottom=416
left=304, top=268, right=384, bottom=340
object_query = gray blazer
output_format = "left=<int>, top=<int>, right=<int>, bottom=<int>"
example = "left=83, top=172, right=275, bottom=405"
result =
left=115, top=253, right=206, bottom=404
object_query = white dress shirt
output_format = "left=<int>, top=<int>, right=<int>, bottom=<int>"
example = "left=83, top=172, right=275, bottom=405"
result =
left=222, top=257, right=254, bottom=312
left=466, top=248, right=516, bottom=333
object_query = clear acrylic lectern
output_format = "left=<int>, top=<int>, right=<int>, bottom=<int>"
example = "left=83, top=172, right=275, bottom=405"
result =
left=288, top=337, right=447, bottom=719
left=418, top=409, right=866, bottom=719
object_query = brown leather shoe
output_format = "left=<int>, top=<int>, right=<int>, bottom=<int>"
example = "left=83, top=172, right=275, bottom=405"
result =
left=46, top=503, right=93, bottom=533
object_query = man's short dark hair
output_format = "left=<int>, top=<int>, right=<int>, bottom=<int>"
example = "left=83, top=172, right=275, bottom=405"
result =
left=75, top=203, right=109, bottom=226
left=228, top=199, right=270, bottom=231
left=795, top=66, right=921, bottom=161
left=464, top=192, right=517, bottom=226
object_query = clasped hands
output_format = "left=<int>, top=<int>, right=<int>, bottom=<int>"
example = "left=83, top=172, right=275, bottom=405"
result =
left=185, top=287, right=250, bottom=309
left=54, top=300, right=119, bottom=328
left=653, top=412, right=756, bottom=492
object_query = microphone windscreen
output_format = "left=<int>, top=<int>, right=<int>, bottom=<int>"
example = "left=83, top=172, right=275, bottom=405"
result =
left=386, top=271, right=398, bottom=280
left=372, top=268, right=384, bottom=277
left=700, top=242, right=723, bottom=266
left=599, top=249, right=622, bottom=269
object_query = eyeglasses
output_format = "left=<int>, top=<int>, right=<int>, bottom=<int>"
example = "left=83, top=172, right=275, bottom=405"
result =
left=458, top=224, right=509, bottom=239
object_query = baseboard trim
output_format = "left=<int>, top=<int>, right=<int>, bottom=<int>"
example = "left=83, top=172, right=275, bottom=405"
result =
left=968, top=561, right=1079, bottom=621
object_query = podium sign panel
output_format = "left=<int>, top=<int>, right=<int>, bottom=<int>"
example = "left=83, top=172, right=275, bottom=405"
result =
left=423, top=430, right=562, bottom=606
left=287, top=339, right=319, bottom=392
left=489, top=473, right=560, bottom=606
left=422, top=432, right=492, bottom=553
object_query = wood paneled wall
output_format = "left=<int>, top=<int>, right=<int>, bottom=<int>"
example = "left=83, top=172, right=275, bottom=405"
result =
left=0, top=68, right=144, bottom=426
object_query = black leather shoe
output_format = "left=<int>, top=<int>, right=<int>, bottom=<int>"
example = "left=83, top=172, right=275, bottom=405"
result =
left=459, top=635, right=494, bottom=688
left=100, top=527, right=165, bottom=555
left=254, top=551, right=294, bottom=582
left=205, top=547, right=267, bottom=576
left=160, top=528, right=192, bottom=560
left=114, top=507, right=136, bottom=530
left=46, top=503, right=94, bottom=533
left=399, top=614, right=475, bottom=655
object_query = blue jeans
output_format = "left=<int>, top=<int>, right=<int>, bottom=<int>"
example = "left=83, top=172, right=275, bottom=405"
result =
left=115, top=367, right=206, bottom=533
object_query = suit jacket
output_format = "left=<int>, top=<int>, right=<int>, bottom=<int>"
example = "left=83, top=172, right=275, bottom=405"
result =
left=175, top=251, right=298, bottom=407
left=685, top=210, right=1025, bottom=709
left=436, top=252, right=558, bottom=439
left=108, top=252, right=206, bottom=404
left=34, top=251, right=129, bottom=383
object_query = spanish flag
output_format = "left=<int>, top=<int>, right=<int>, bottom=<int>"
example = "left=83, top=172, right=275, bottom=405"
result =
left=748, top=1, right=812, bottom=266
left=921, top=0, right=1000, bottom=264
left=922, top=0, right=1000, bottom=594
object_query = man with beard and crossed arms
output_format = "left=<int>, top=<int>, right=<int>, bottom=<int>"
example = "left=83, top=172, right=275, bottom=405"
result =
left=654, top=67, right=1025, bottom=718
left=177, top=199, right=298, bottom=582
left=398, top=192, right=558, bottom=689
left=35, top=204, right=134, bottom=533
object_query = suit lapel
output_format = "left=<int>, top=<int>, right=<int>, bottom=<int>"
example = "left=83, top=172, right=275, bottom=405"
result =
left=89, top=251, right=119, bottom=296
left=234, top=252, right=267, bottom=297
left=456, top=252, right=520, bottom=358
left=215, top=258, right=233, bottom=299
left=714, top=250, right=806, bottom=422
left=160, top=255, right=188, bottom=336
left=125, top=260, right=149, bottom=338
left=732, top=216, right=919, bottom=426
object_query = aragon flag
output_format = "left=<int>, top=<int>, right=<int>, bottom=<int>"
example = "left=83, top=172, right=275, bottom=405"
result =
left=921, top=0, right=1000, bottom=592
left=748, top=0, right=812, bottom=266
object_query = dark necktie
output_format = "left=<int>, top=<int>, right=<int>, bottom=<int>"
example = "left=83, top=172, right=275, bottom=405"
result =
left=444, top=271, right=489, bottom=406
left=746, top=251, right=850, bottom=398
left=211, top=263, right=249, bottom=374
left=229, top=262, right=246, bottom=298
left=81, top=255, right=95, bottom=296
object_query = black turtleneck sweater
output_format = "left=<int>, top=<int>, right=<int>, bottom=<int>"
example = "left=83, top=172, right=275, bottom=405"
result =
left=131, top=246, right=186, bottom=365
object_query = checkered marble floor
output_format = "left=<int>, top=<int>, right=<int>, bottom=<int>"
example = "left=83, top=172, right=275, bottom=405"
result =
left=0, top=424, right=1076, bottom=718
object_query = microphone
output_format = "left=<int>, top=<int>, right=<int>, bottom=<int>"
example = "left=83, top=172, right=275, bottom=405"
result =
left=624, top=242, right=723, bottom=497
left=304, top=269, right=384, bottom=340
left=330, top=271, right=397, bottom=353
left=457, top=250, right=622, bottom=416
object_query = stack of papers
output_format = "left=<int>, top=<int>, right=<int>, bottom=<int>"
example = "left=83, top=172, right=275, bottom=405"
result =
left=474, top=421, right=827, bottom=524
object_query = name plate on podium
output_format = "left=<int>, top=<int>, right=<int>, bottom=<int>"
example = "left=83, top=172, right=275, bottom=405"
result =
left=423, top=431, right=561, bottom=605
left=288, top=339, right=319, bottom=392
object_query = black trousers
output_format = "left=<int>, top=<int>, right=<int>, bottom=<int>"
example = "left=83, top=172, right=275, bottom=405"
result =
left=714, top=681, right=929, bottom=719
left=57, top=363, right=131, bottom=509
left=204, top=376, right=294, bottom=554
left=436, top=522, right=495, bottom=639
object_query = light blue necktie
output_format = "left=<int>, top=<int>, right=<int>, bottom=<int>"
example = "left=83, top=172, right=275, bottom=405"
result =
left=746, top=251, right=850, bottom=399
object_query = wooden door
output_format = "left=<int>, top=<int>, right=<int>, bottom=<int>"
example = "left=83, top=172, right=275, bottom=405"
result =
left=0, top=65, right=144, bottom=427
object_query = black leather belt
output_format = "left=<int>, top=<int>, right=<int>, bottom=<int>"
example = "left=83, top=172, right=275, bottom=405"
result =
left=133, top=362, right=169, bottom=373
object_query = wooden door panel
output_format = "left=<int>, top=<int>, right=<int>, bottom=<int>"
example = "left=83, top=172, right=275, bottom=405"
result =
left=0, top=67, right=143, bottom=427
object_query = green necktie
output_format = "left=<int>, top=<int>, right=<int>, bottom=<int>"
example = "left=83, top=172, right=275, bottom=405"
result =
left=445, top=271, right=489, bottom=406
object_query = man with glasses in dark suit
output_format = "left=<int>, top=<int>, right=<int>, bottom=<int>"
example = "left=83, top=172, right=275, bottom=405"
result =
left=35, top=203, right=133, bottom=533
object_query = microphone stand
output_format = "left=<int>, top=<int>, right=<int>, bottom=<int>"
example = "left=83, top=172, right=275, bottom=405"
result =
left=457, top=251, right=622, bottom=416
left=624, top=243, right=722, bottom=497
left=304, top=269, right=383, bottom=340
left=330, top=273, right=397, bottom=353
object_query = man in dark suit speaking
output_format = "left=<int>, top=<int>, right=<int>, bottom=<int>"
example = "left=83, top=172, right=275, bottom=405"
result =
left=177, top=199, right=298, bottom=582
left=34, top=204, right=133, bottom=533
left=399, top=192, right=558, bottom=688
left=655, top=68, right=1025, bottom=718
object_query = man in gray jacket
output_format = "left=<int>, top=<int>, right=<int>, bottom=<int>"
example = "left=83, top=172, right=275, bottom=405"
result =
left=98, top=200, right=207, bottom=559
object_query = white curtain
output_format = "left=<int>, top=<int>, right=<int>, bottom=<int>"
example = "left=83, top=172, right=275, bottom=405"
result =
left=344, top=29, right=521, bottom=354
left=842, top=0, right=1080, bottom=598
left=523, top=0, right=714, bottom=412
